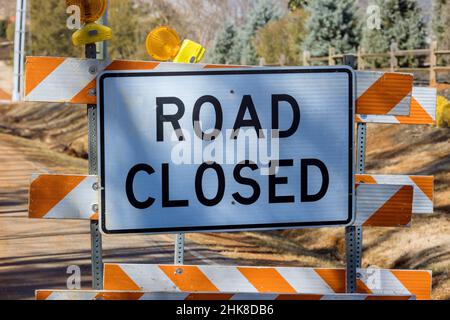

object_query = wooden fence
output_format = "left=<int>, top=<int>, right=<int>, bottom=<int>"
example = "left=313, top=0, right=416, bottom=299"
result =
left=299, top=41, right=450, bottom=86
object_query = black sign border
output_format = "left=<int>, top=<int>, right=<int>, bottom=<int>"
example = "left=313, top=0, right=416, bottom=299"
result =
left=98, top=68, right=354, bottom=234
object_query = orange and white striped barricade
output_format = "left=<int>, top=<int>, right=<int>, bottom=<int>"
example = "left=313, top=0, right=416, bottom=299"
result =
left=356, top=87, right=437, bottom=125
left=356, top=174, right=434, bottom=214
left=24, top=55, right=435, bottom=301
left=28, top=174, right=414, bottom=227
left=28, top=174, right=99, bottom=220
left=102, top=264, right=431, bottom=300
left=354, top=183, right=413, bottom=227
left=356, top=71, right=412, bottom=116
left=35, top=290, right=415, bottom=300
left=24, top=57, right=413, bottom=117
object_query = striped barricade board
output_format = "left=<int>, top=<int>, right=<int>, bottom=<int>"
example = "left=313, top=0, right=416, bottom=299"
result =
left=356, top=71, right=412, bottom=116
left=356, top=87, right=437, bottom=125
left=35, top=290, right=415, bottom=300
left=24, top=56, right=413, bottom=117
left=356, top=174, right=434, bottom=214
left=28, top=174, right=417, bottom=227
left=102, top=264, right=432, bottom=300
left=354, top=183, right=413, bottom=227
left=28, top=174, right=99, bottom=220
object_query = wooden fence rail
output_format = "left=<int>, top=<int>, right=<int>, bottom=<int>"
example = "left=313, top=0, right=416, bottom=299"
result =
left=300, top=41, right=449, bottom=86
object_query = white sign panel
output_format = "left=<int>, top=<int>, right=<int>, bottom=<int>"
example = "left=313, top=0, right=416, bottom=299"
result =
left=98, top=68, right=354, bottom=234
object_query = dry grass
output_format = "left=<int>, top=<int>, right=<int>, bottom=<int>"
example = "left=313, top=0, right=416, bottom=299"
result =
left=0, top=132, right=87, bottom=174
left=366, top=124, right=450, bottom=212
left=0, top=102, right=88, bottom=158
left=0, top=61, right=12, bottom=94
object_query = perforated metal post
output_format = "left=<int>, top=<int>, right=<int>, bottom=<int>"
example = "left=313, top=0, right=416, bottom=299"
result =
left=343, top=55, right=364, bottom=293
left=172, top=42, right=189, bottom=265
left=89, top=209, right=103, bottom=290
left=12, top=0, right=27, bottom=101
left=174, top=233, right=185, bottom=265
left=86, top=9, right=109, bottom=289
left=86, top=41, right=103, bottom=290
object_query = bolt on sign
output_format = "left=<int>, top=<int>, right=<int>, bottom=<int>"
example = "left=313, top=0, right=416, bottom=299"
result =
left=97, top=67, right=354, bottom=234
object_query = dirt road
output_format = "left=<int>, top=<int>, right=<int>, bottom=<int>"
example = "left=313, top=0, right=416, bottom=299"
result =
left=0, top=133, right=232, bottom=300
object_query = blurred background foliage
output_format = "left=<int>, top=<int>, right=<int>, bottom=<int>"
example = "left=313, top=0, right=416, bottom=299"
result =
left=28, top=0, right=82, bottom=57
left=0, top=0, right=447, bottom=71
left=361, top=0, right=427, bottom=67
left=254, top=10, right=307, bottom=65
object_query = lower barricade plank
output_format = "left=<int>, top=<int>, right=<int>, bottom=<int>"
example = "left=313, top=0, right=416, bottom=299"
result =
left=103, top=264, right=432, bottom=300
left=35, top=290, right=415, bottom=300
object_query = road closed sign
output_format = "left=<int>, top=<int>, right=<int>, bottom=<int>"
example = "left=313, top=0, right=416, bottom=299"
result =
left=98, top=67, right=354, bottom=234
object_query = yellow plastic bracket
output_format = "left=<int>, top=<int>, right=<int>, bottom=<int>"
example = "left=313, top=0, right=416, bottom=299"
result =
left=173, top=39, right=206, bottom=63
left=72, top=22, right=112, bottom=46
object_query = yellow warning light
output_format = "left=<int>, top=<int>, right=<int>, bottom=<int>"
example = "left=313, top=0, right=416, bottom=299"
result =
left=146, top=26, right=206, bottom=63
left=66, top=0, right=108, bottom=24
left=146, top=26, right=181, bottom=61
left=72, top=22, right=112, bottom=46
left=66, top=0, right=112, bottom=46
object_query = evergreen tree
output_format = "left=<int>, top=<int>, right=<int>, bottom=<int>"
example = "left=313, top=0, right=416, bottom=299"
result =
left=207, top=21, right=239, bottom=64
left=235, top=0, right=284, bottom=65
left=433, top=0, right=450, bottom=68
left=303, top=0, right=361, bottom=57
left=288, top=0, right=308, bottom=10
left=29, top=0, right=81, bottom=57
left=361, top=0, right=427, bottom=67
left=433, top=0, right=450, bottom=50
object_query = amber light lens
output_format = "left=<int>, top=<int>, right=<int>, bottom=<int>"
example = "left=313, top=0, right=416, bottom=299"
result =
left=66, top=0, right=107, bottom=23
left=146, top=26, right=181, bottom=61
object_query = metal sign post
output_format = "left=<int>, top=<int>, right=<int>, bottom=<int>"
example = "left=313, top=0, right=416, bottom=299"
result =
left=86, top=10, right=108, bottom=291
left=12, top=0, right=27, bottom=101
left=343, top=54, right=364, bottom=293
left=86, top=42, right=103, bottom=290
left=174, top=233, right=185, bottom=265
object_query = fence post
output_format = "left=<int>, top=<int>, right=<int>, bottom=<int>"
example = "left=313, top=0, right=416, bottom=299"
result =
left=429, top=41, right=437, bottom=86
left=279, top=54, right=286, bottom=66
left=302, top=50, right=310, bottom=66
left=390, top=42, right=398, bottom=72
left=357, top=47, right=365, bottom=70
left=328, top=48, right=336, bottom=66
